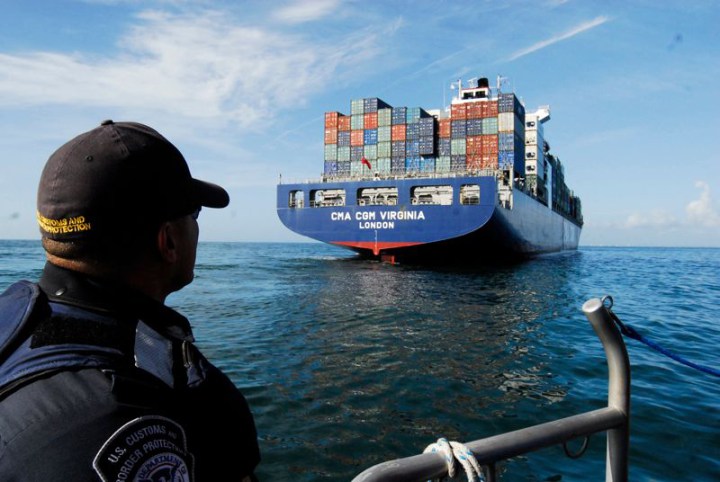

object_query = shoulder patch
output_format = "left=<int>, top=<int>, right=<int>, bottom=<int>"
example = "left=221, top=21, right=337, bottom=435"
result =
left=93, top=415, right=194, bottom=482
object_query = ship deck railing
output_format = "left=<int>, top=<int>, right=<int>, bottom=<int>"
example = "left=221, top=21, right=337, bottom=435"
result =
left=352, top=298, right=630, bottom=482
left=279, top=168, right=501, bottom=186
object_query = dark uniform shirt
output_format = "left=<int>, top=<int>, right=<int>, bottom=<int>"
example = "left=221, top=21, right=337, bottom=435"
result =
left=0, top=262, right=260, bottom=481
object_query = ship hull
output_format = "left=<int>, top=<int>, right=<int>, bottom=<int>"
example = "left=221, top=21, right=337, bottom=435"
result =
left=277, top=174, right=581, bottom=265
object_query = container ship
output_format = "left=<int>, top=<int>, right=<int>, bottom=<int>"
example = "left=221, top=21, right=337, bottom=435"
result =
left=276, top=76, right=583, bottom=265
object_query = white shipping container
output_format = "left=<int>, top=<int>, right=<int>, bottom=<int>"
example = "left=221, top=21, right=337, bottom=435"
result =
left=451, top=139, right=466, bottom=155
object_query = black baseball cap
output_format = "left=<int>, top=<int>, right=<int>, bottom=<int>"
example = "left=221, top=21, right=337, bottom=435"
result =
left=37, top=120, right=229, bottom=241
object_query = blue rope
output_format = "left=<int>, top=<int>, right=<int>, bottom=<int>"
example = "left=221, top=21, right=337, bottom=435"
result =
left=609, top=310, right=720, bottom=378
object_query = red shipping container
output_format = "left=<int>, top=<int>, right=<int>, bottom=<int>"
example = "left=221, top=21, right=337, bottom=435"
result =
left=466, top=102, right=483, bottom=119
left=483, top=101, right=498, bottom=118
left=351, top=130, right=364, bottom=146
left=391, top=124, right=406, bottom=141
left=466, top=154, right=483, bottom=170
left=325, top=112, right=340, bottom=129
left=480, top=154, right=498, bottom=169
left=439, top=119, right=451, bottom=138
left=364, top=112, right=378, bottom=129
left=481, top=134, right=498, bottom=154
left=324, top=128, right=338, bottom=145
left=466, top=136, right=483, bottom=155
left=451, top=103, right=467, bottom=119
left=338, top=115, right=351, bottom=131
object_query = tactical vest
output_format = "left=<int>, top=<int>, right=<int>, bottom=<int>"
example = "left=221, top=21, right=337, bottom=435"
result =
left=0, top=280, right=203, bottom=398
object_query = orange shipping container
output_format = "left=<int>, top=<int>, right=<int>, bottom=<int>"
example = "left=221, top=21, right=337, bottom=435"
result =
left=451, top=103, right=467, bottom=119
left=391, top=124, right=406, bottom=141
left=480, top=154, right=498, bottom=169
left=325, top=112, right=340, bottom=129
left=338, top=115, right=351, bottom=131
left=351, top=130, right=364, bottom=146
left=324, top=128, right=338, bottom=145
left=439, top=119, right=451, bottom=138
left=364, top=112, right=378, bottom=130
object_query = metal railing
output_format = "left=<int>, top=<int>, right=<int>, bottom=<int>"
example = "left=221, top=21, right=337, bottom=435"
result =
left=352, top=297, right=631, bottom=482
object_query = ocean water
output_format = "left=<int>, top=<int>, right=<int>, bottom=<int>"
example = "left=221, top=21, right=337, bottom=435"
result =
left=1, top=240, right=718, bottom=481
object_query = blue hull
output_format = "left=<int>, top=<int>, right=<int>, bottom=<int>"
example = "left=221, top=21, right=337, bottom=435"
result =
left=277, top=174, right=581, bottom=264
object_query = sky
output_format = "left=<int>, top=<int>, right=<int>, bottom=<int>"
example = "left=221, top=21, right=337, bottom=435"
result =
left=1, top=0, right=719, bottom=247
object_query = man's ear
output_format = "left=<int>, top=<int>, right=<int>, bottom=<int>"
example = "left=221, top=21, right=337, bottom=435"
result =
left=157, top=221, right=178, bottom=263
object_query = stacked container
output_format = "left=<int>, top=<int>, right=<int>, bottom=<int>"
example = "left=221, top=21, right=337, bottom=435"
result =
left=324, top=97, right=435, bottom=177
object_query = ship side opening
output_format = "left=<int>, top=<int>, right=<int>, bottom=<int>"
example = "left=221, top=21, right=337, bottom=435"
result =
left=288, top=190, right=304, bottom=208
left=410, top=185, right=453, bottom=205
left=310, top=189, right=346, bottom=207
left=460, top=184, right=480, bottom=205
left=357, top=187, right=399, bottom=206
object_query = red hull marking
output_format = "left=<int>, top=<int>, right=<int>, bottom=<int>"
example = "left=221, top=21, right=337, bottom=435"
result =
left=333, top=241, right=423, bottom=256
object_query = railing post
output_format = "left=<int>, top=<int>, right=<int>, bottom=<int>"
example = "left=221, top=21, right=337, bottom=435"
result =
left=582, top=298, right=631, bottom=482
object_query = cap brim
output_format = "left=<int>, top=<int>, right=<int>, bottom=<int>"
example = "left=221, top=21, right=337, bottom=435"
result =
left=192, top=179, right=229, bottom=208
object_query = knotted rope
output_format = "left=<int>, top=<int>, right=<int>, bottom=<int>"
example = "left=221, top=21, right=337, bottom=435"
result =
left=423, top=438, right=485, bottom=482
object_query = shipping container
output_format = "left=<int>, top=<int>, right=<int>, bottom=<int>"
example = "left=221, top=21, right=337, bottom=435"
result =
left=363, top=97, right=390, bottom=113
left=438, top=138, right=451, bottom=156
left=406, top=123, right=419, bottom=140
left=324, top=128, right=337, bottom=145
left=418, top=137, right=434, bottom=155
left=337, top=161, right=351, bottom=175
left=406, top=107, right=429, bottom=124
left=439, top=118, right=452, bottom=138
left=324, top=144, right=337, bottom=161
left=325, top=112, right=340, bottom=129
left=324, top=160, right=338, bottom=175
left=451, top=138, right=466, bottom=155
left=350, top=130, right=364, bottom=146
left=481, top=117, right=498, bottom=135
left=338, top=115, right=351, bottom=131
left=376, top=157, right=391, bottom=174
left=391, top=124, right=406, bottom=141
left=436, top=156, right=451, bottom=173
left=419, top=156, right=435, bottom=173
left=351, top=114, right=364, bottom=130
left=351, top=99, right=364, bottom=116
left=377, top=108, right=392, bottom=127
left=418, top=117, right=435, bottom=137
left=450, top=155, right=466, bottom=171
left=392, top=107, right=407, bottom=125
left=363, top=144, right=377, bottom=160
left=351, top=146, right=364, bottom=162
left=364, top=112, right=378, bottom=129
left=364, top=129, right=378, bottom=145
left=377, top=141, right=391, bottom=158
left=391, top=140, right=406, bottom=157
left=377, top=125, right=391, bottom=143
left=405, top=156, right=421, bottom=172
left=466, top=119, right=483, bottom=136
left=391, top=156, right=406, bottom=174
left=406, top=140, right=420, bottom=156
left=337, top=146, right=350, bottom=162
left=451, top=103, right=467, bottom=119
left=451, top=120, right=467, bottom=139
left=337, top=130, right=351, bottom=147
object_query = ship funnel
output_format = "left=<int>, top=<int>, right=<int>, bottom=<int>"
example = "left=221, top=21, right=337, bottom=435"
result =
left=478, top=77, right=489, bottom=88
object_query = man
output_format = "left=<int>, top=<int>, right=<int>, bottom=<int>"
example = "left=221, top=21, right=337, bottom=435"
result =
left=0, top=120, right=261, bottom=480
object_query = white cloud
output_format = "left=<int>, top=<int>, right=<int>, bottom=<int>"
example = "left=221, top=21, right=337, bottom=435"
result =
left=272, top=0, right=341, bottom=24
left=506, top=16, right=610, bottom=62
left=686, top=181, right=720, bottom=227
left=0, top=8, right=382, bottom=128
left=623, top=210, right=678, bottom=229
